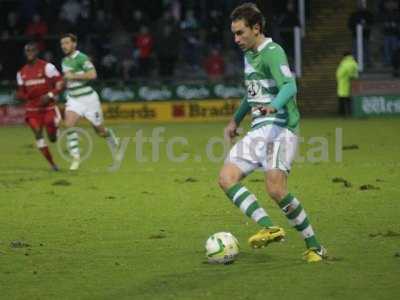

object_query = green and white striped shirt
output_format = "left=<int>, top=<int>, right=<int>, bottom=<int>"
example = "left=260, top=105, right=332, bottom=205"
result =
left=62, top=50, right=95, bottom=98
left=241, top=38, right=300, bottom=132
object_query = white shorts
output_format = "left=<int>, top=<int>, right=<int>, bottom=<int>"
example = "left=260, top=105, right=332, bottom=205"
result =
left=65, top=91, right=104, bottom=126
left=225, top=124, right=298, bottom=175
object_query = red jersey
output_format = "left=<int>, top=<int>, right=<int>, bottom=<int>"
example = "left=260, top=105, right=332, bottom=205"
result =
left=204, top=54, right=225, bottom=77
left=135, top=33, right=154, bottom=59
left=16, top=59, right=63, bottom=112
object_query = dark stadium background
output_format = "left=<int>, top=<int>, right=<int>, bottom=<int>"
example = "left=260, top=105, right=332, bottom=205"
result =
left=1, top=0, right=398, bottom=118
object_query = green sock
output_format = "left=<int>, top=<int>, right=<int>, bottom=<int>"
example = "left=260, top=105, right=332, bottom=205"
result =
left=105, top=128, right=118, bottom=147
left=67, top=130, right=80, bottom=158
left=226, top=183, right=273, bottom=228
left=279, top=193, right=320, bottom=249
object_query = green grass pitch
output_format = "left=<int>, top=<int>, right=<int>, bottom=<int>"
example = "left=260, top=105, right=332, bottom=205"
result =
left=0, top=118, right=399, bottom=299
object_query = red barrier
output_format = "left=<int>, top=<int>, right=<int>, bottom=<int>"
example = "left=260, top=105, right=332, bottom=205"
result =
left=0, top=105, right=25, bottom=125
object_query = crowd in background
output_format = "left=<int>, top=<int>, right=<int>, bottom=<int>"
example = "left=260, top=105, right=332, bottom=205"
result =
left=3, top=0, right=400, bottom=82
left=0, top=0, right=304, bottom=82
left=349, top=0, right=400, bottom=75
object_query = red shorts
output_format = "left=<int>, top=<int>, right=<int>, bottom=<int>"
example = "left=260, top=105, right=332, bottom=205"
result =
left=25, top=107, right=60, bottom=137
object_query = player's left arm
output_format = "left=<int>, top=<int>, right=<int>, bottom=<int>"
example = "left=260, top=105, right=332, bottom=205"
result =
left=265, top=47, right=297, bottom=113
left=45, top=63, right=64, bottom=96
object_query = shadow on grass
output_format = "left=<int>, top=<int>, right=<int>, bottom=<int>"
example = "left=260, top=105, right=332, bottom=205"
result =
left=109, top=251, right=306, bottom=299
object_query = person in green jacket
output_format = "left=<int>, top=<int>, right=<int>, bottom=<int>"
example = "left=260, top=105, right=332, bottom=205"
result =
left=336, top=52, right=359, bottom=117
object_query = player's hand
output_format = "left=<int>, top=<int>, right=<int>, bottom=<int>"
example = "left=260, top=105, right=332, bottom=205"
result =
left=40, top=94, right=50, bottom=106
left=260, top=106, right=277, bottom=115
left=224, top=120, right=239, bottom=144
left=64, top=72, right=75, bottom=80
left=39, top=92, right=53, bottom=106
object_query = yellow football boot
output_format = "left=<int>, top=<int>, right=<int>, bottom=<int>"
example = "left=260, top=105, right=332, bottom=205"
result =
left=303, top=246, right=327, bottom=262
left=248, top=226, right=285, bottom=249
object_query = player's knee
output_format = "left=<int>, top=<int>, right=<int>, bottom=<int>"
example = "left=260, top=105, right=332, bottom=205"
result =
left=266, top=172, right=287, bottom=201
left=64, top=120, right=74, bottom=128
left=33, top=130, right=42, bottom=140
left=97, top=130, right=106, bottom=137
left=93, top=126, right=105, bottom=137
left=218, top=172, right=237, bottom=191
left=218, top=174, right=229, bottom=190
left=266, top=182, right=286, bottom=201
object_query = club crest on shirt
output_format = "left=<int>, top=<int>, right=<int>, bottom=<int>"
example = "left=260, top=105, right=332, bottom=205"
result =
left=280, top=65, right=293, bottom=78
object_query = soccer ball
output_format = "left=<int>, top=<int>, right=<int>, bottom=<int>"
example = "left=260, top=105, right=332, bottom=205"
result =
left=205, top=232, right=240, bottom=264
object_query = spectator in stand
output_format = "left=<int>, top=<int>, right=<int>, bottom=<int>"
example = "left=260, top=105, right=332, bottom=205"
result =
left=203, top=48, right=225, bottom=82
left=169, top=0, right=182, bottom=23
left=380, top=0, right=400, bottom=66
left=52, top=10, right=73, bottom=34
left=60, top=0, right=82, bottom=25
left=348, top=0, right=374, bottom=68
left=278, top=0, right=300, bottom=61
left=181, top=10, right=201, bottom=70
left=92, top=10, right=112, bottom=34
left=181, top=9, right=199, bottom=31
left=40, top=0, right=63, bottom=29
left=20, top=0, right=40, bottom=22
left=100, top=52, right=118, bottom=79
left=128, top=10, right=150, bottom=37
left=205, top=9, right=224, bottom=47
left=0, top=30, right=20, bottom=80
left=76, top=0, right=91, bottom=37
left=109, top=21, right=132, bottom=64
left=4, top=11, right=23, bottom=36
left=135, top=25, right=154, bottom=77
left=25, top=14, right=48, bottom=38
left=270, top=14, right=283, bottom=45
left=121, top=53, right=136, bottom=81
left=392, top=48, right=400, bottom=76
left=25, top=14, right=48, bottom=52
left=91, top=10, right=112, bottom=58
left=336, top=52, right=359, bottom=117
left=156, top=10, right=179, bottom=35
left=155, top=25, right=180, bottom=77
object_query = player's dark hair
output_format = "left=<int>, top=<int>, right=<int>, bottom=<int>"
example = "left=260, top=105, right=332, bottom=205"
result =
left=230, top=3, right=265, bottom=33
left=60, top=33, right=78, bottom=43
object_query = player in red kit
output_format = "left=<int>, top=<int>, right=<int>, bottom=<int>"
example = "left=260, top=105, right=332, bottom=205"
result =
left=16, top=43, right=64, bottom=171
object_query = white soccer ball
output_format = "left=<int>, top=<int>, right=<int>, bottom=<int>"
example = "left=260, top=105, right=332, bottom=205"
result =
left=205, top=232, right=240, bottom=264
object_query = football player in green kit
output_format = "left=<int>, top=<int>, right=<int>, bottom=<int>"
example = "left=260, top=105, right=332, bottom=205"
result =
left=60, top=33, right=118, bottom=170
left=218, top=3, right=327, bottom=262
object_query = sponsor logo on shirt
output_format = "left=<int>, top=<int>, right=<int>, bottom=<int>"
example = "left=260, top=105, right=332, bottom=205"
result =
left=280, top=65, right=293, bottom=78
left=25, top=78, right=46, bottom=86
left=247, top=80, right=262, bottom=98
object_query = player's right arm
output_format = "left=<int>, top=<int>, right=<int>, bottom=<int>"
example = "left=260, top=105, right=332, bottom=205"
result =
left=224, top=97, right=251, bottom=143
left=16, top=71, right=29, bottom=101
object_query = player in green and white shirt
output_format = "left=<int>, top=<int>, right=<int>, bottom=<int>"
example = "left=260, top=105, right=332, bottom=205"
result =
left=60, top=33, right=118, bottom=170
left=218, top=3, right=327, bottom=262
